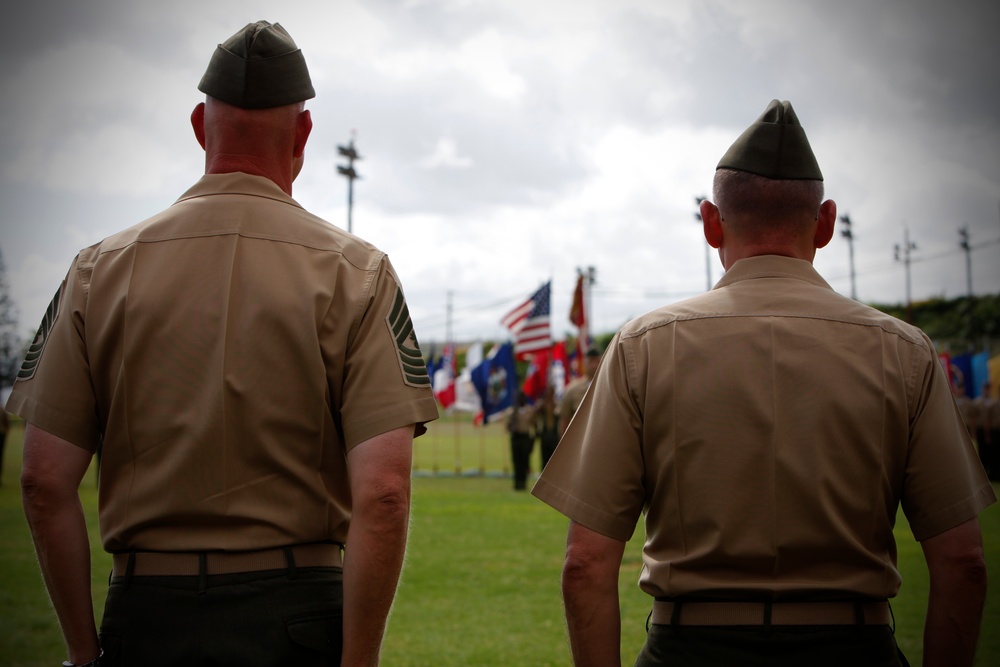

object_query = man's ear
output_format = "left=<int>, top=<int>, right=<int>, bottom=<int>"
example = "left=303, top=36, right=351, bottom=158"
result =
left=814, top=199, right=837, bottom=249
left=191, top=103, right=207, bottom=150
left=293, top=109, right=313, bottom=159
left=701, top=199, right=724, bottom=249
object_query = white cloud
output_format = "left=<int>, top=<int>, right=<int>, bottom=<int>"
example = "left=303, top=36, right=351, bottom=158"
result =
left=456, top=29, right=527, bottom=100
left=420, top=137, right=474, bottom=169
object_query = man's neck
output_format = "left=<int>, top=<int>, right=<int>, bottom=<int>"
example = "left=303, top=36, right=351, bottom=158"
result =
left=205, top=154, right=293, bottom=195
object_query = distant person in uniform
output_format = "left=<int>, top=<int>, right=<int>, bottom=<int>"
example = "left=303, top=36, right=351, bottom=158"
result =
left=533, top=100, right=994, bottom=667
left=9, top=21, right=437, bottom=667
left=952, top=377, right=977, bottom=440
left=508, top=392, right=535, bottom=490
left=535, top=386, right=560, bottom=469
left=975, top=381, right=999, bottom=480
left=558, top=347, right=601, bottom=436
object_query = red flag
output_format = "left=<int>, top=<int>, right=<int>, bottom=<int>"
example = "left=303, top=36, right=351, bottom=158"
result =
left=569, top=273, right=586, bottom=327
left=521, top=350, right=550, bottom=402
left=433, top=343, right=456, bottom=408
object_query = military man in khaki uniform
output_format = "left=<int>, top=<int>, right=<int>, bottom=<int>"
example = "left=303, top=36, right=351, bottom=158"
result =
left=10, top=21, right=437, bottom=667
left=974, top=381, right=1000, bottom=480
left=533, top=100, right=994, bottom=667
left=558, top=347, right=601, bottom=437
left=508, top=392, right=536, bottom=490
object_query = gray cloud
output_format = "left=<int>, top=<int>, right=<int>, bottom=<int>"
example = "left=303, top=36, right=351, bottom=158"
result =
left=1, top=0, right=998, bottom=346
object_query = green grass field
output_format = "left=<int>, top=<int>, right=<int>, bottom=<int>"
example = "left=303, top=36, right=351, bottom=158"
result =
left=1, top=416, right=997, bottom=666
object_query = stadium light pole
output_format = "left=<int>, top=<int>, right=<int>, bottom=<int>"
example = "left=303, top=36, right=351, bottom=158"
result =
left=839, top=214, right=857, bottom=300
left=694, top=196, right=711, bottom=291
left=336, top=132, right=361, bottom=234
left=958, top=226, right=973, bottom=298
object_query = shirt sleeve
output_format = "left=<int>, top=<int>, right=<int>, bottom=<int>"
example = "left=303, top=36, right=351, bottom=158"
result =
left=335, top=256, right=438, bottom=450
left=5, top=250, right=102, bottom=451
left=532, top=332, right=646, bottom=542
left=901, top=334, right=996, bottom=541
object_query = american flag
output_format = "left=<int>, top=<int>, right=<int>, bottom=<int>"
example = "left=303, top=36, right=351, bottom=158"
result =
left=501, top=281, right=552, bottom=358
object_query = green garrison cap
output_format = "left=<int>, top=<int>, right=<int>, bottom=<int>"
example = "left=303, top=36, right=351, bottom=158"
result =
left=716, top=100, right=823, bottom=181
left=198, top=21, right=315, bottom=109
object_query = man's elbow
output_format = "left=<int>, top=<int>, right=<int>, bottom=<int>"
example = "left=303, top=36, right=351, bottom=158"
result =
left=354, top=479, right=411, bottom=524
left=21, top=466, right=63, bottom=521
left=562, top=553, right=593, bottom=597
left=928, top=544, right=989, bottom=605
left=946, top=549, right=989, bottom=591
left=562, top=544, right=612, bottom=598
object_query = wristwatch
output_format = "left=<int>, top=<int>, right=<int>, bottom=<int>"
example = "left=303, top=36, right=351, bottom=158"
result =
left=61, top=650, right=102, bottom=667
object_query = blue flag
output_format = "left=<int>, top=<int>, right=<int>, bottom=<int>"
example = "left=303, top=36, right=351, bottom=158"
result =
left=471, top=342, right=518, bottom=422
left=426, top=353, right=440, bottom=384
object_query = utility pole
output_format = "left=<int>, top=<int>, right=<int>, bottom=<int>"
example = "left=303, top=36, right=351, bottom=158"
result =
left=894, top=227, right=917, bottom=322
left=959, top=226, right=972, bottom=298
left=694, top=196, right=711, bottom=291
left=336, top=132, right=361, bottom=234
left=839, top=214, right=857, bottom=300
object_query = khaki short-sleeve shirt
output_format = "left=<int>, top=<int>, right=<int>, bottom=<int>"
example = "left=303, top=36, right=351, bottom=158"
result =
left=533, top=255, right=995, bottom=601
left=7, top=173, right=439, bottom=552
left=558, top=377, right=589, bottom=425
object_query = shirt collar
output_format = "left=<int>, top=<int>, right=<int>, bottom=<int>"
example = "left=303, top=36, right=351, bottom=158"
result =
left=713, top=255, right=833, bottom=291
left=176, top=172, right=305, bottom=210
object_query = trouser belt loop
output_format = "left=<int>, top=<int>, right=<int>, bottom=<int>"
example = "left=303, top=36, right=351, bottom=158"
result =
left=763, top=600, right=773, bottom=632
left=854, top=601, right=865, bottom=625
left=283, top=546, right=298, bottom=579
left=123, top=552, right=136, bottom=591
left=670, top=600, right=683, bottom=626
left=197, top=553, right=208, bottom=595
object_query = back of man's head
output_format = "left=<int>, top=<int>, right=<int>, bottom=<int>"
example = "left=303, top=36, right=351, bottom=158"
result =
left=713, top=100, right=825, bottom=236
left=713, top=169, right=824, bottom=231
left=193, top=21, right=316, bottom=190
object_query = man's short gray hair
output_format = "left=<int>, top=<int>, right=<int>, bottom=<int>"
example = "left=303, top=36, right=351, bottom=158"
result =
left=713, top=169, right=824, bottom=228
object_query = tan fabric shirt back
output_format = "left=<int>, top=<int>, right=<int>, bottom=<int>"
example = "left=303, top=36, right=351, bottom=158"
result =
left=7, top=173, right=439, bottom=552
left=508, top=405, right=535, bottom=435
left=558, top=377, right=590, bottom=426
left=534, top=255, right=995, bottom=601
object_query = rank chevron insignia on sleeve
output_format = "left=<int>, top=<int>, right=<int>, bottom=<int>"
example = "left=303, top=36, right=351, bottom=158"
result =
left=17, top=284, right=63, bottom=381
left=387, top=285, right=431, bottom=388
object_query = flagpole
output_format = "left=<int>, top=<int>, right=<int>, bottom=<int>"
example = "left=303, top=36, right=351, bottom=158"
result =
left=445, top=290, right=461, bottom=474
left=479, top=423, right=486, bottom=476
left=454, top=410, right=461, bottom=476
left=584, top=266, right=595, bottom=350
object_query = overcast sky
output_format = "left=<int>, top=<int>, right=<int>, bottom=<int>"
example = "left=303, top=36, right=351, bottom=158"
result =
left=1, top=0, right=998, bottom=350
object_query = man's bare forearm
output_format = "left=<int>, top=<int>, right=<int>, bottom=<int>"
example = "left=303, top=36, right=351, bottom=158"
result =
left=342, top=426, right=414, bottom=666
left=341, top=489, right=409, bottom=666
left=922, top=558, right=987, bottom=666
left=921, top=518, right=988, bottom=667
left=562, top=521, right=626, bottom=667
left=21, top=425, right=100, bottom=664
